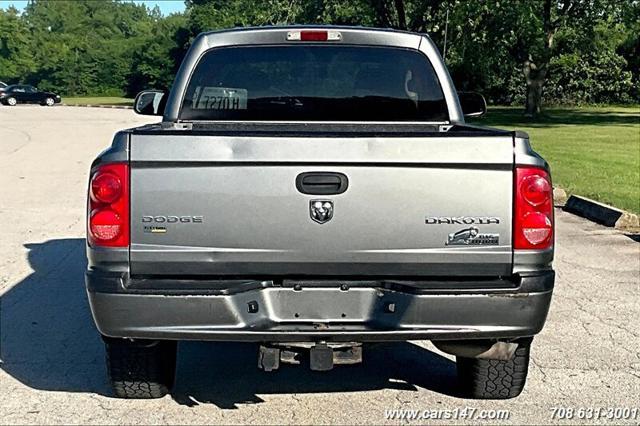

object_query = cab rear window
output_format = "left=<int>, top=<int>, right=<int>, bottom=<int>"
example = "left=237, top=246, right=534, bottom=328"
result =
left=180, top=45, right=448, bottom=122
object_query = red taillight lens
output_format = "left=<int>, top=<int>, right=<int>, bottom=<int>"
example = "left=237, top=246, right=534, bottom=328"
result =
left=514, top=167, right=553, bottom=250
left=521, top=212, right=553, bottom=245
left=520, top=174, right=551, bottom=206
left=89, top=209, right=122, bottom=241
left=88, top=163, right=129, bottom=247
left=91, top=172, right=121, bottom=204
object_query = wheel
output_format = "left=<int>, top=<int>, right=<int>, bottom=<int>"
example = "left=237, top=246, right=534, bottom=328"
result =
left=6, top=97, right=17, bottom=106
left=104, top=337, right=177, bottom=399
left=44, top=97, right=55, bottom=106
left=456, top=338, right=531, bottom=399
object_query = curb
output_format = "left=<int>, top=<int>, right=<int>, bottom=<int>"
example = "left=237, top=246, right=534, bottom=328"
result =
left=563, top=195, right=639, bottom=230
left=62, top=103, right=132, bottom=109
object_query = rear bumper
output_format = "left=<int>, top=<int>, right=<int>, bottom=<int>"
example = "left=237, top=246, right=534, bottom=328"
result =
left=86, top=271, right=554, bottom=342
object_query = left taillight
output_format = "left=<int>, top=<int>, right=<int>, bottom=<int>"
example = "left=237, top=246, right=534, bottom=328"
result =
left=88, top=163, right=129, bottom=247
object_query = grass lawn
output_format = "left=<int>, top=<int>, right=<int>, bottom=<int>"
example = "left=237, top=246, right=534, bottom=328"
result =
left=471, top=106, right=640, bottom=214
left=62, top=96, right=133, bottom=106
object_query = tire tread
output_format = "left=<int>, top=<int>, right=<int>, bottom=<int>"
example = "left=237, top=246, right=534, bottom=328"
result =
left=457, top=340, right=531, bottom=399
left=105, top=339, right=176, bottom=399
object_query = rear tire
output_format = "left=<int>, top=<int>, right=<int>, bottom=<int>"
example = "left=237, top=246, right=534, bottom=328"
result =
left=456, top=338, right=531, bottom=399
left=5, top=97, right=17, bottom=106
left=104, top=337, right=177, bottom=399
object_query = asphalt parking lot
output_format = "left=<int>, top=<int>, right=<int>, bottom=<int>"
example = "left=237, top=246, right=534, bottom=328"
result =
left=0, top=105, right=638, bottom=425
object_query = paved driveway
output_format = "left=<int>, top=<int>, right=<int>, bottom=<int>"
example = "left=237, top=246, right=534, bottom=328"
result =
left=1, top=106, right=638, bottom=424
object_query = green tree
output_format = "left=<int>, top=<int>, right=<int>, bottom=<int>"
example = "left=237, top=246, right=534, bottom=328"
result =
left=0, top=0, right=636, bottom=107
left=128, top=12, right=188, bottom=94
left=184, top=0, right=377, bottom=36
left=0, top=6, right=36, bottom=83
left=2, top=0, right=188, bottom=96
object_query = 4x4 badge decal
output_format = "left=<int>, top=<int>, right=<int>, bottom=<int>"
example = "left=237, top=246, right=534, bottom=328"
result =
left=447, top=227, right=499, bottom=246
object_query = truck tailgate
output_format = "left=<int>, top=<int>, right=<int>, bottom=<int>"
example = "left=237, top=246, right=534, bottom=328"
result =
left=129, top=132, right=514, bottom=277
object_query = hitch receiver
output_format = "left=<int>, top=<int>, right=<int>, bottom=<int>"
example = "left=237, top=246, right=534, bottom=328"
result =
left=259, top=343, right=362, bottom=371
left=258, top=345, right=280, bottom=371
left=310, top=343, right=334, bottom=371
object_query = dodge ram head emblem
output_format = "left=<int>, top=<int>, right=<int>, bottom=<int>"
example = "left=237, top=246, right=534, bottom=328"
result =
left=310, top=200, right=334, bottom=224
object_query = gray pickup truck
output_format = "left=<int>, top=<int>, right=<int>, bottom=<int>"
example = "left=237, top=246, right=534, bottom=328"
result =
left=86, top=26, right=554, bottom=400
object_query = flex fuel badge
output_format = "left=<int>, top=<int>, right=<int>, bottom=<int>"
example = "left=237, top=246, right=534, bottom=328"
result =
left=141, top=215, right=203, bottom=234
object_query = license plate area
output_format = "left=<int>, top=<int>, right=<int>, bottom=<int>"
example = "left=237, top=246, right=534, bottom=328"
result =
left=270, top=286, right=380, bottom=323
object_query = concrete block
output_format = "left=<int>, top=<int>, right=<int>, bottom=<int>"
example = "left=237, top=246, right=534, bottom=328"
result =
left=564, top=195, right=639, bottom=229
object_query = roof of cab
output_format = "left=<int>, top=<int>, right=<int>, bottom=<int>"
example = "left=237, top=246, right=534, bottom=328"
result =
left=201, top=25, right=425, bottom=37
left=196, top=25, right=426, bottom=51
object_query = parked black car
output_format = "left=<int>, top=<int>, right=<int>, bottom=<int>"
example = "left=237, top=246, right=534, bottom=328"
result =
left=0, top=85, right=61, bottom=106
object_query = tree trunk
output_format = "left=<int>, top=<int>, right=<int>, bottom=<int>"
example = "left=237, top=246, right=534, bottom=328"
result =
left=523, top=60, right=547, bottom=117
left=522, top=0, right=557, bottom=117
left=394, top=0, right=407, bottom=30
left=525, top=80, right=544, bottom=117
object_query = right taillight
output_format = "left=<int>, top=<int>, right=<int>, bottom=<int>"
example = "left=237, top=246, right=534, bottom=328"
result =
left=88, top=163, right=129, bottom=247
left=514, top=166, right=553, bottom=250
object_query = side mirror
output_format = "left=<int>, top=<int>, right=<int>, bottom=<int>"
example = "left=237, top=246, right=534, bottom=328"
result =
left=134, top=90, right=166, bottom=116
left=458, top=92, right=487, bottom=118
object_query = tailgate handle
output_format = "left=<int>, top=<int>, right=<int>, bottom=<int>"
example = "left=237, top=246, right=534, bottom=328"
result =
left=296, top=172, right=348, bottom=195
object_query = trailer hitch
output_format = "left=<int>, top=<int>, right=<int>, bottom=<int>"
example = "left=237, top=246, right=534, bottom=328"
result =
left=258, top=342, right=363, bottom=371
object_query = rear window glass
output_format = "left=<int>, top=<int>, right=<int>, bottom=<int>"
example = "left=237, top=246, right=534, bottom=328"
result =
left=180, top=45, right=448, bottom=122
